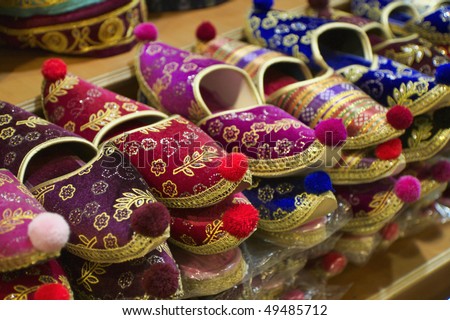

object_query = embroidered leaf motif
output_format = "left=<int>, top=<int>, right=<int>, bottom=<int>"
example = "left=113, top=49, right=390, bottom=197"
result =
left=113, top=188, right=155, bottom=211
left=386, top=80, right=429, bottom=107
left=203, top=219, right=224, bottom=244
left=4, top=285, right=39, bottom=300
left=77, top=261, right=110, bottom=292
left=78, top=235, right=98, bottom=249
left=80, top=105, right=121, bottom=132
left=407, top=117, right=433, bottom=148
left=173, top=146, right=218, bottom=176
left=368, top=191, right=390, bottom=210
left=0, top=208, right=35, bottom=234
left=138, top=120, right=173, bottom=133
left=44, top=75, right=79, bottom=103
left=188, top=101, right=208, bottom=123
left=16, top=116, right=49, bottom=128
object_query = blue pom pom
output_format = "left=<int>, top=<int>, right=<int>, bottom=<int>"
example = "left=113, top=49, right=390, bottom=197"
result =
left=304, top=171, right=334, bottom=195
left=254, top=0, right=274, bottom=11
left=435, top=63, right=450, bottom=85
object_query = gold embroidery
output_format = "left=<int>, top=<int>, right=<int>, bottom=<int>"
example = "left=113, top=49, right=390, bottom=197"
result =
left=113, top=188, right=155, bottom=222
left=162, top=180, right=178, bottom=198
left=387, top=79, right=430, bottom=107
left=77, top=260, right=111, bottom=292
left=44, top=75, right=79, bottom=103
left=188, top=101, right=208, bottom=123
left=0, top=208, right=36, bottom=234
left=80, top=103, right=122, bottom=132
left=0, top=0, right=68, bottom=9
left=384, top=44, right=432, bottom=67
left=63, top=121, right=76, bottom=132
left=150, top=159, right=167, bottom=177
left=0, top=114, right=12, bottom=126
left=0, top=172, right=14, bottom=186
left=98, top=17, right=125, bottom=43
left=222, top=125, right=240, bottom=143
left=203, top=219, right=224, bottom=245
left=404, top=128, right=450, bottom=163
left=172, top=146, right=218, bottom=177
left=180, top=234, right=197, bottom=246
left=0, top=127, right=15, bottom=140
left=31, top=185, right=55, bottom=206
left=59, top=184, right=76, bottom=201
left=407, top=117, right=433, bottom=148
left=103, top=233, right=119, bottom=249
left=257, top=224, right=327, bottom=248
left=93, top=212, right=110, bottom=231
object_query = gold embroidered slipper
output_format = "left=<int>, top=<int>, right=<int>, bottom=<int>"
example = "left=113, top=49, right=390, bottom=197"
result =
left=194, top=24, right=409, bottom=150
left=0, top=102, right=172, bottom=265
left=134, top=23, right=346, bottom=178
left=41, top=59, right=252, bottom=209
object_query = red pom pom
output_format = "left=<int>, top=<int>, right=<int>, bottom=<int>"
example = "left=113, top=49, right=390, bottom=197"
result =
left=431, top=160, right=450, bottom=182
left=131, top=202, right=170, bottom=237
left=394, top=175, right=421, bottom=203
left=380, top=222, right=399, bottom=241
left=321, top=251, right=347, bottom=275
left=222, top=204, right=259, bottom=239
left=387, top=105, right=413, bottom=130
left=196, top=21, right=217, bottom=42
left=218, top=153, right=248, bottom=182
left=281, top=289, right=305, bottom=300
left=375, top=138, right=402, bottom=160
left=41, top=58, right=67, bottom=81
left=134, top=23, right=158, bottom=42
left=314, top=118, right=347, bottom=146
left=142, top=263, right=179, bottom=298
left=308, top=0, right=329, bottom=10
left=34, top=283, right=71, bottom=300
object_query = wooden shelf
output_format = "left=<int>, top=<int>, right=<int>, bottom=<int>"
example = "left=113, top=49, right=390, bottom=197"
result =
left=0, top=0, right=449, bottom=300
left=330, top=223, right=450, bottom=300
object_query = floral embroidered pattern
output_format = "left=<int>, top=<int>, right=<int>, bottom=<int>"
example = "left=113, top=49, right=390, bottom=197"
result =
left=0, top=208, right=35, bottom=234
left=242, top=131, right=259, bottom=147
left=103, top=233, right=119, bottom=249
left=80, top=103, right=122, bottom=132
left=0, top=114, right=12, bottom=126
left=8, top=134, right=23, bottom=146
left=16, top=116, right=48, bottom=128
left=386, top=79, right=430, bottom=107
left=113, top=188, right=155, bottom=222
left=44, top=75, right=79, bottom=103
left=223, top=125, right=240, bottom=143
left=203, top=219, right=224, bottom=244
left=59, top=184, right=76, bottom=201
left=118, top=271, right=134, bottom=289
left=257, top=143, right=271, bottom=159
left=91, top=181, right=108, bottom=195
left=0, top=127, right=15, bottom=140
left=141, top=138, right=157, bottom=150
left=208, top=119, right=223, bottom=136
left=150, top=159, right=167, bottom=177
left=113, top=208, right=132, bottom=222
left=123, top=141, right=141, bottom=156
left=77, top=260, right=111, bottom=292
left=63, top=121, right=76, bottom=132
left=122, top=103, right=138, bottom=112
left=173, top=146, right=218, bottom=177
left=93, top=212, right=110, bottom=231
left=25, top=131, right=41, bottom=141
left=162, top=180, right=178, bottom=197
left=274, top=138, right=292, bottom=156
left=258, top=185, right=275, bottom=203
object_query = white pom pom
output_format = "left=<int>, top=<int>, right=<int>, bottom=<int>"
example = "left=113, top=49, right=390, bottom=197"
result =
left=28, top=213, right=70, bottom=253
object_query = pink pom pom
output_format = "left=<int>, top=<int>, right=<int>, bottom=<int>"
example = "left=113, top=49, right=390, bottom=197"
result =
left=394, top=176, right=421, bottom=203
left=41, top=58, right=67, bottom=81
left=222, top=204, right=259, bottom=239
left=387, top=105, right=413, bottom=130
left=314, top=118, right=347, bottom=146
left=142, top=263, right=179, bottom=298
left=196, top=21, right=217, bottom=42
left=134, top=23, right=158, bottom=42
left=131, top=202, right=170, bottom=237
left=28, top=213, right=70, bottom=253
left=431, top=160, right=450, bottom=182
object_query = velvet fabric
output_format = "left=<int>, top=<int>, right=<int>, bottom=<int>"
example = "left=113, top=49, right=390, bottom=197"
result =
left=42, top=72, right=166, bottom=143
left=29, top=143, right=169, bottom=264
left=169, top=193, right=257, bottom=254
left=0, top=101, right=93, bottom=178
left=197, top=36, right=402, bottom=150
left=245, top=7, right=450, bottom=116
left=110, top=116, right=250, bottom=208
left=0, top=170, right=60, bottom=272
left=0, top=0, right=146, bottom=57
left=0, top=0, right=104, bottom=18
left=243, top=176, right=336, bottom=232
left=136, top=41, right=326, bottom=177
left=146, top=0, right=227, bottom=12
left=408, top=5, right=450, bottom=46
left=0, top=259, right=72, bottom=300
left=60, top=243, right=182, bottom=299
left=335, top=177, right=404, bottom=234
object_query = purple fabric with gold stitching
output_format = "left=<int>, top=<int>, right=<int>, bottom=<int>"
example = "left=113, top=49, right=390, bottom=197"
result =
left=198, top=106, right=315, bottom=159
left=0, top=0, right=145, bottom=57
left=29, top=144, right=167, bottom=259
left=335, top=178, right=397, bottom=218
left=0, top=101, right=81, bottom=177
left=0, top=170, right=46, bottom=268
left=137, top=41, right=223, bottom=122
left=61, top=244, right=181, bottom=299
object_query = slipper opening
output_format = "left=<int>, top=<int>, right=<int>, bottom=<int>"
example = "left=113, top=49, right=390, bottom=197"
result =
left=198, top=68, right=260, bottom=113
left=263, top=62, right=309, bottom=96
left=317, top=28, right=372, bottom=70
left=24, top=142, right=97, bottom=187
